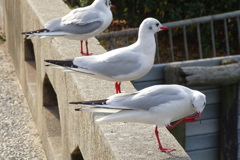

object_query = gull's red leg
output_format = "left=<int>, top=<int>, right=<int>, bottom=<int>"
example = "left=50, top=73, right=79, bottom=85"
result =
left=167, top=112, right=201, bottom=129
left=115, top=82, right=121, bottom=94
left=85, top=40, right=92, bottom=56
left=115, top=82, right=119, bottom=93
left=155, top=126, right=176, bottom=152
left=80, top=40, right=84, bottom=55
left=117, top=82, right=121, bottom=93
left=80, top=40, right=92, bottom=56
left=167, top=119, right=185, bottom=129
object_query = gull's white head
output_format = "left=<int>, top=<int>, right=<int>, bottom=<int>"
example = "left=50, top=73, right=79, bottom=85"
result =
left=139, top=18, right=168, bottom=34
left=94, top=0, right=115, bottom=9
left=192, top=91, right=206, bottom=115
left=105, top=0, right=115, bottom=8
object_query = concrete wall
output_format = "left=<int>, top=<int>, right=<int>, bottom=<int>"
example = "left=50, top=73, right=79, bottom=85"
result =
left=4, top=0, right=190, bottom=159
left=0, top=0, right=5, bottom=33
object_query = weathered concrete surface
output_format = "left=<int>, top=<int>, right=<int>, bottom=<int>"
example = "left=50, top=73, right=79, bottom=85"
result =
left=4, top=0, right=191, bottom=159
left=0, top=0, right=5, bottom=33
left=0, top=42, right=46, bottom=159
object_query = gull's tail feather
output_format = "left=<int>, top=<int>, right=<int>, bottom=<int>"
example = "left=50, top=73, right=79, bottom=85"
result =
left=45, top=60, right=96, bottom=75
left=70, top=100, right=132, bottom=109
left=71, top=100, right=137, bottom=122
left=95, top=110, right=133, bottom=122
left=22, top=29, right=49, bottom=35
left=96, top=116, right=112, bottom=122
left=34, top=31, right=72, bottom=37
left=45, top=60, right=77, bottom=68
left=75, top=107, right=120, bottom=113
left=72, top=99, right=121, bottom=113
left=70, top=99, right=108, bottom=105
left=71, top=100, right=133, bottom=111
left=22, top=29, right=71, bottom=38
left=45, top=64, right=69, bottom=70
left=22, top=29, right=50, bottom=39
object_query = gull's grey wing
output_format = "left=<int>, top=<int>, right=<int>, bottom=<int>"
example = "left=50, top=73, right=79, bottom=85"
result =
left=60, top=10, right=103, bottom=34
left=44, top=18, right=62, bottom=31
left=59, top=21, right=102, bottom=34
left=74, top=50, right=142, bottom=77
left=93, top=55, right=141, bottom=77
left=62, top=9, right=102, bottom=25
left=108, top=85, right=186, bottom=110
left=44, top=10, right=103, bottom=34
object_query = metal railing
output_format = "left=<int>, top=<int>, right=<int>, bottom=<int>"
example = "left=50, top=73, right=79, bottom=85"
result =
left=96, top=10, right=240, bottom=64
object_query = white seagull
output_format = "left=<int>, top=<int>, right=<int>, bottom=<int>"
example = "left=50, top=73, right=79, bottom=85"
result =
left=22, top=0, right=114, bottom=55
left=44, top=18, right=168, bottom=93
left=70, top=84, right=206, bottom=152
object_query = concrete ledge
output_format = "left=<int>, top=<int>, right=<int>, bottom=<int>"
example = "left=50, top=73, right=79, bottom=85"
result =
left=5, top=0, right=190, bottom=159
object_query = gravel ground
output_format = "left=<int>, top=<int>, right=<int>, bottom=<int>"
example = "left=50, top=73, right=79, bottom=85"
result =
left=0, top=41, right=46, bottom=159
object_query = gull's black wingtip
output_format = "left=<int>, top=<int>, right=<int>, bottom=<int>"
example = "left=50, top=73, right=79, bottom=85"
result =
left=21, top=31, right=31, bottom=35
left=44, top=60, right=60, bottom=65
left=75, top=108, right=82, bottom=111
left=22, top=29, right=49, bottom=35
left=70, top=99, right=107, bottom=105
left=44, top=60, right=52, bottom=63
left=44, top=59, right=76, bottom=68
left=69, top=102, right=82, bottom=105
left=45, top=60, right=64, bottom=67
left=44, top=60, right=53, bottom=66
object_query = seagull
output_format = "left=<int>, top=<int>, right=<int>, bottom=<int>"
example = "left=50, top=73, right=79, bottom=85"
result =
left=44, top=18, right=168, bottom=93
left=22, top=0, right=114, bottom=56
left=70, top=84, right=206, bottom=152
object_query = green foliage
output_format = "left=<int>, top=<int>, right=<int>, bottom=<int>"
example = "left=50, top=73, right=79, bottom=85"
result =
left=64, top=0, right=239, bottom=26
left=0, top=35, right=6, bottom=41
left=63, top=0, right=91, bottom=8
left=113, top=0, right=239, bottom=27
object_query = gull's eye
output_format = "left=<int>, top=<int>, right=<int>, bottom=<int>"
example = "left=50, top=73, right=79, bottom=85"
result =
left=156, top=23, right=159, bottom=27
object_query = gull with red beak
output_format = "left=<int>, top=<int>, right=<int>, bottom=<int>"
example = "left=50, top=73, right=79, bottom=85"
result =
left=71, top=84, right=206, bottom=152
left=22, top=0, right=115, bottom=56
left=45, top=18, right=168, bottom=93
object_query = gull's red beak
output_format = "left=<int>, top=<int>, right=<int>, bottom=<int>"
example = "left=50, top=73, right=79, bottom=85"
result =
left=160, top=26, right=168, bottom=30
left=110, top=5, right=116, bottom=9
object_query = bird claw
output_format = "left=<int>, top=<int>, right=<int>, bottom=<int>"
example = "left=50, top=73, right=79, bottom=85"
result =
left=182, top=113, right=200, bottom=122
left=159, top=148, right=176, bottom=153
left=81, top=52, right=93, bottom=56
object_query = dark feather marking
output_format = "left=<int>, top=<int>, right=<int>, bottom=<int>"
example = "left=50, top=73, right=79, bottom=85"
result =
left=70, top=99, right=108, bottom=105
left=22, top=29, right=50, bottom=35
left=74, top=107, right=133, bottom=112
left=45, top=60, right=78, bottom=68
